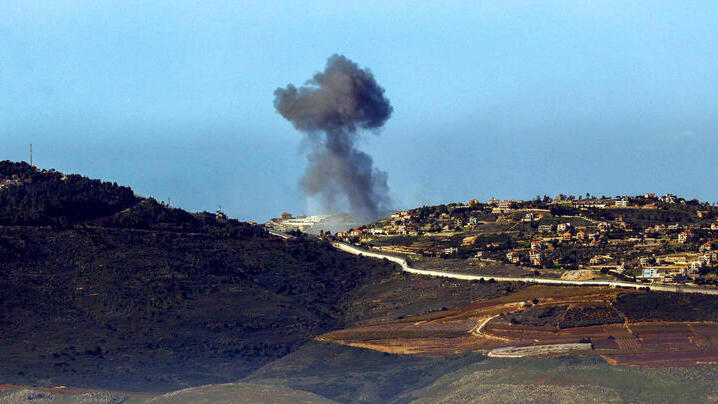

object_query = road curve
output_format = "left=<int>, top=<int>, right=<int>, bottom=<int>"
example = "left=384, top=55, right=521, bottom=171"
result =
left=266, top=228, right=295, bottom=240
left=332, top=242, right=718, bottom=296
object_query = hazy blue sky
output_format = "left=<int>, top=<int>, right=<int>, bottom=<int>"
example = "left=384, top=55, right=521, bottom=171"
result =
left=2, top=1, right=718, bottom=221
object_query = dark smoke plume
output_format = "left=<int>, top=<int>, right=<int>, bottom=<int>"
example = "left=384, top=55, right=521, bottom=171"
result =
left=274, top=54, right=393, bottom=219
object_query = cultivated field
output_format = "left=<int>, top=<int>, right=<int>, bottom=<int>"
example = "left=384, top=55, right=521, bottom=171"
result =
left=320, top=285, right=718, bottom=367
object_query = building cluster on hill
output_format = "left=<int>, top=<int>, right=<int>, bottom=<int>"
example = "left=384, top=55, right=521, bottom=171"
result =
left=265, top=212, right=330, bottom=233
left=265, top=212, right=362, bottom=235
left=331, top=193, right=718, bottom=286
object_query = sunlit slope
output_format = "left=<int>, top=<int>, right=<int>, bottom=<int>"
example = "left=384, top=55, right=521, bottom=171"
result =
left=145, top=383, right=337, bottom=404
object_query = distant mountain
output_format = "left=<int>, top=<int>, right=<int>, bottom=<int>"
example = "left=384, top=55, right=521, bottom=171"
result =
left=0, top=161, right=400, bottom=391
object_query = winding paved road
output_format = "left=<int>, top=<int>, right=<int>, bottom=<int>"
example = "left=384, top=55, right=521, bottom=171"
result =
left=331, top=242, right=718, bottom=296
left=266, top=228, right=295, bottom=240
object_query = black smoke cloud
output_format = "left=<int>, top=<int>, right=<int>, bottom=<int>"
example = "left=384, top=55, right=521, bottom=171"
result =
left=274, top=54, right=393, bottom=219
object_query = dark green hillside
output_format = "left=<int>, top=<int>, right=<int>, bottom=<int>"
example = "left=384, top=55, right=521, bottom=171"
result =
left=0, top=161, right=138, bottom=226
left=0, top=162, right=399, bottom=391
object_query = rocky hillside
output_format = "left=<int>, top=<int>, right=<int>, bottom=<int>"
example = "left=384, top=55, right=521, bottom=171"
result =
left=0, top=161, right=399, bottom=391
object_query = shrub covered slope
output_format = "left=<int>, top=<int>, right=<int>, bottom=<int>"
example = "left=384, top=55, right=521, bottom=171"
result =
left=0, top=161, right=398, bottom=391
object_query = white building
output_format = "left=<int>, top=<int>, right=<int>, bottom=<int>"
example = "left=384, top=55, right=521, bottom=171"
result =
left=538, top=224, right=554, bottom=232
left=659, top=194, right=677, bottom=204
left=642, top=268, right=660, bottom=278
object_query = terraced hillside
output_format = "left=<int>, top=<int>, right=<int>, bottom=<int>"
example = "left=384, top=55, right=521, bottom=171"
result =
left=321, top=285, right=718, bottom=367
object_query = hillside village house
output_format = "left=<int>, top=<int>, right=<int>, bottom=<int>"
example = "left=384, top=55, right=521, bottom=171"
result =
left=589, top=255, right=605, bottom=265
left=557, top=223, right=571, bottom=232
left=506, top=251, right=521, bottom=264
left=573, top=201, right=607, bottom=209
left=654, top=224, right=668, bottom=232
left=529, top=249, right=543, bottom=266
left=492, top=201, right=515, bottom=214
left=615, top=198, right=630, bottom=207
left=561, top=231, right=572, bottom=241
left=659, top=193, right=677, bottom=203
left=642, top=267, right=660, bottom=279
left=690, top=260, right=704, bottom=272
left=678, top=231, right=696, bottom=243
left=538, top=224, right=554, bottom=232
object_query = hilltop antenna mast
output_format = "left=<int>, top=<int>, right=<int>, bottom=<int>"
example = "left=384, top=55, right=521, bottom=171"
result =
left=30, top=143, right=33, bottom=166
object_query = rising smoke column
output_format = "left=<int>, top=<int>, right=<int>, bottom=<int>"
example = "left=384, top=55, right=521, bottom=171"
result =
left=274, top=54, right=393, bottom=219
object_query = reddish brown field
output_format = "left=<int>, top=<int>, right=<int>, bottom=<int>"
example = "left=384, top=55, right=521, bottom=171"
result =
left=319, top=285, right=718, bottom=367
